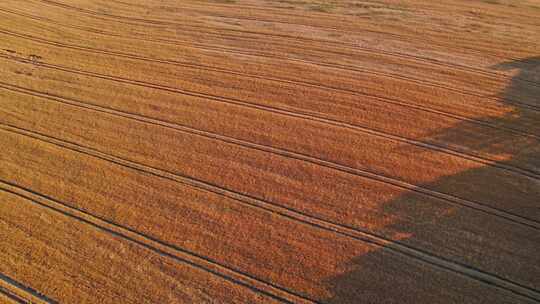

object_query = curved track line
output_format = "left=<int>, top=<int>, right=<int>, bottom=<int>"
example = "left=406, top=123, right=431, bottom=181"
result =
left=6, top=81, right=540, bottom=185
left=2, top=52, right=537, bottom=145
left=121, top=0, right=540, bottom=30
left=0, top=287, right=29, bottom=304
left=1, top=80, right=537, bottom=183
left=0, top=287, right=27, bottom=304
left=0, top=273, right=56, bottom=304
left=5, top=5, right=540, bottom=98
left=128, top=0, right=540, bottom=28
left=4, top=55, right=537, bottom=207
left=6, top=51, right=540, bottom=188
left=0, top=182, right=312, bottom=304
left=156, top=5, right=540, bottom=60
left=1, top=125, right=539, bottom=302
left=0, top=21, right=537, bottom=114
left=27, top=0, right=540, bottom=87
left=1, top=81, right=539, bottom=228
left=38, top=0, right=539, bottom=66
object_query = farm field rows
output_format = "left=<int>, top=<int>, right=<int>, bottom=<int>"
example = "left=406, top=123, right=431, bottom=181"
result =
left=0, top=0, right=539, bottom=303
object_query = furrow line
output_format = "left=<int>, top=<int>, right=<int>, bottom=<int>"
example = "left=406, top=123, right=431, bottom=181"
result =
left=0, top=286, right=28, bottom=304
left=1, top=124, right=539, bottom=302
left=1, top=25, right=537, bottom=114
left=2, top=54, right=538, bottom=144
left=0, top=181, right=313, bottom=304
left=1, top=5, right=515, bottom=88
left=159, top=7, right=540, bottom=60
left=123, top=0, right=540, bottom=30
left=26, top=0, right=540, bottom=86
left=37, top=0, right=538, bottom=65
left=0, top=273, right=55, bottom=304
left=2, top=5, right=513, bottom=92
left=36, top=0, right=408, bottom=40
left=1, top=81, right=539, bottom=228
left=2, top=80, right=537, bottom=182
left=133, top=0, right=540, bottom=27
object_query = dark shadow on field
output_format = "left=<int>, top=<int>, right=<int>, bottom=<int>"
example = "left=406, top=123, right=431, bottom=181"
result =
left=324, top=57, right=540, bottom=303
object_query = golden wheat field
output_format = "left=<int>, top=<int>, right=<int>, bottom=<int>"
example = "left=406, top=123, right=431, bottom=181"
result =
left=0, top=0, right=539, bottom=303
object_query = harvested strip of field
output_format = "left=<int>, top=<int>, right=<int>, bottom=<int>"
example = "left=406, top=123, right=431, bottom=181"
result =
left=0, top=291, right=25, bottom=304
left=0, top=187, right=290, bottom=303
left=3, top=0, right=540, bottom=93
left=1, top=0, right=539, bottom=303
left=1, top=120, right=538, bottom=303
left=1, top=87, right=539, bottom=292
left=0, top=272, right=52, bottom=304
left=34, top=0, right=540, bottom=60
left=1, top=12, right=539, bottom=136
left=1, top=55, right=538, bottom=222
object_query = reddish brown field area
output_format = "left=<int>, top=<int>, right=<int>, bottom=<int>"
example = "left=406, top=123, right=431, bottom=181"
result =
left=0, top=0, right=539, bottom=303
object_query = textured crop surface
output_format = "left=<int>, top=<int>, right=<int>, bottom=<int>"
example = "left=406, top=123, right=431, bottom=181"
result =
left=0, top=0, right=539, bottom=303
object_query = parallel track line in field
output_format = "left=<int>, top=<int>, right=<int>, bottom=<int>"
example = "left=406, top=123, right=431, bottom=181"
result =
left=5, top=6, right=527, bottom=98
left=0, top=273, right=56, bottom=304
left=5, top=54, right=540, bottom=221
left=0, top=182, right=313, bottom=304
left=2, top=5, right=518, bottom=88
left=111, top=0, right=540, bottom=30
left=120, top=0, right=540, bottom=28
left=1, top=125, right=539, bottom=302
left=1, top=81, right=539, bottom=228
left=2, top=78, right=537, bottom=184
left=152, top=6, right=540, bottom=58
left=25, top=0, right=540, bottom=87
left=37, top=0, right=539, bottom=66
left=0, top=22, right=537, bottom=114
left=0, top=51, right=537, bottom=142
left=0, top=286, right=29, bottom=304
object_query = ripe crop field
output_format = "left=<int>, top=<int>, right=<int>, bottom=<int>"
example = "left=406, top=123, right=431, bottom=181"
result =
left=0, top=0, right=539, bottom=303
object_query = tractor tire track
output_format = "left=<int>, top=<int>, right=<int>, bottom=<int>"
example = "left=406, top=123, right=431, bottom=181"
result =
left=26, top=0, right=540, bottom=87
left=128, top=0, right=540, bottom=28
left=0, top=181, right=314, bottom=304
left=2, top=78, right=538, bottom=183
left=1, top=82, right=538, bottom=229
left=4, top=5, right=529, bottom=97
left=0, top=273, right=56, bottom=304
left=1, top=124, right=539, bottom=303
left=0, top=286, right=30, bottom=304
left=158, top=6, right=540, bottom=60
left=38, top=0, right=539, bottom=65
left=3, top=41, right=540, bottom=140
left=5, top=53, right=540, bottom=211
left=0, top=287, right=27, bottom=304
left=2, top=53, right=538, bottom=149
left=0, top=21, right=537, bottom=114
left=28, top=0, right=540, bottom=87
left=132, top=0, right=540, bottom=33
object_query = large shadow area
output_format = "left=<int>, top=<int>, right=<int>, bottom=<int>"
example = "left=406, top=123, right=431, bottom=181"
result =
left=324, top=57, right=540, bottom=303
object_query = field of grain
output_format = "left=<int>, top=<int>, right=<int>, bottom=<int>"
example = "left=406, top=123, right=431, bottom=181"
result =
left=0, top=0, right=539, bottom=303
